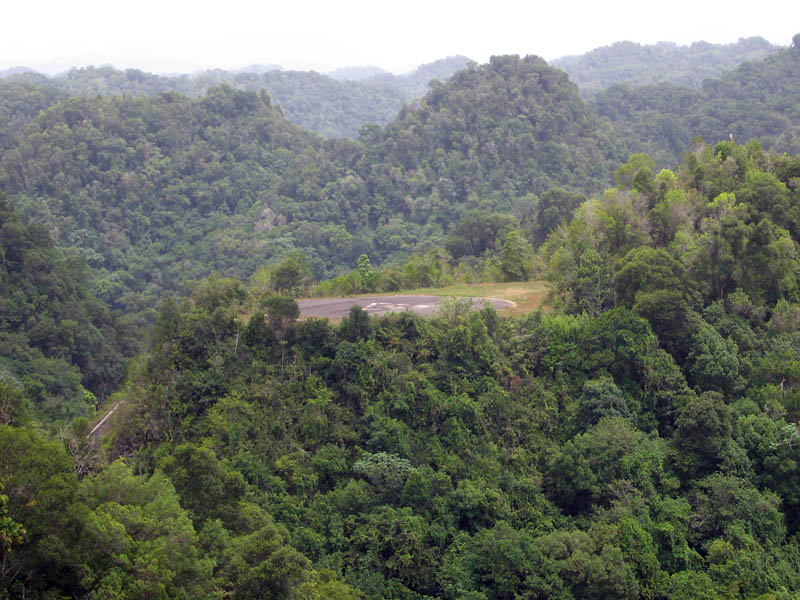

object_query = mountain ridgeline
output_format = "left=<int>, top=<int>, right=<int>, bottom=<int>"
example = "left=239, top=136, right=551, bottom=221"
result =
left=0, top=56, right=471, bottom=141
left=0, top=40, right=798, bottom=320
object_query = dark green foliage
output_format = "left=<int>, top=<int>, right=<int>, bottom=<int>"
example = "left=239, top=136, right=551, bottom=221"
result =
left=0, top=87, right=322, bottom=318
left=158, top=443, right=247, bottom=526
left=0, top=55, right=629, bottom=323
left=0, top=195, right=129, bottom=424
left=445, top=210, right=516, bottom=259
left=0, top=425, right=84, bottom=596
left=579, top=376, right=632, bottom=426
left=671, top=392, right=734, bottom=479
left=532, top=187, right=586, bottom=246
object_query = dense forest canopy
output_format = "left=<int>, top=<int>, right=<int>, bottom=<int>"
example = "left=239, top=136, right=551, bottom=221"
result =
left=0, top=195, right=132, bottom=423
left=6, top=141, right=800, bottom=598
left=3, top=34, right=800, bottom=599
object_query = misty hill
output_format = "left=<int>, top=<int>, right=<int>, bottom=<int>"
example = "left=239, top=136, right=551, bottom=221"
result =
left=0, top=66, right=34, bottom=79
left=0, top=72, right=67, bottom=152
left=552, top=36, right=779, bottom=97
left=0, top=57, right=471, bottom=141
left=329, top=56, right=474, bottom=97
left=328, top=65, right=389, bottom=80
left=592, top=41, right=800, bottom=165
left=376, top=55, right=474, bottom=97
left=233, top=63, right=283, bottom=74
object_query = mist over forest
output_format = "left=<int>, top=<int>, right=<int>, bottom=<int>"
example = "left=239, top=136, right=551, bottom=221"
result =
left=2, top=33, right=800, bottom=600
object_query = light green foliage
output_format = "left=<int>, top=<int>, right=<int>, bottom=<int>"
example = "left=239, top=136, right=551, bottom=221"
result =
left=355, top=254, right=380, bottom=293
left=353, top=452, right=416, bottom=494
left=0, top=483, right=24, bottom=555
left=614, top=153, right=658, bottom=190
left=499, top=230, right=534, bottom=282
left=294, top=569, right=362, bottom=600
left=81, top=460, right=217, bottom=599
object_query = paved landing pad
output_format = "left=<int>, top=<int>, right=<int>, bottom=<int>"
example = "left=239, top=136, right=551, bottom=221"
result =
left=297, top=295, right=515, bottom=318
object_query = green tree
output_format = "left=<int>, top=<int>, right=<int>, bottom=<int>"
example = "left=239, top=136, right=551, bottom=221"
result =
left=219, top=520, right=310, bottom=600
left=533, top=187, right=586, bottom=246
left=356, top=254, right=380, bottom=293
left=0, top=483, right=25, bottom=569
left=158, top=443, right=247, bottom=526
left=0, top=425, right=84, bottom=596
left=671, top=392, right=734, bottom=479
left=499, top=230, right=534, bottom=281
left=80, top=460, right=217, bottom=599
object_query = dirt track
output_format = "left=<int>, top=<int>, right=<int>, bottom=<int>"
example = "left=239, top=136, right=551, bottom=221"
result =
left=297, top=295, right=515, bottom=318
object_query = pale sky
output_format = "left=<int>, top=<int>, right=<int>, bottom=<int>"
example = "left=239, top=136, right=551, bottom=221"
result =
left=2, top=0, right=798, bottom=75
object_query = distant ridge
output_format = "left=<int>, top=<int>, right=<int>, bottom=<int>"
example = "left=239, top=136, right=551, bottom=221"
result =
left=328, top=65, right=388, bottom=80
left=0, top=66, right=34, bottom=79
left=0, top=57, right=472, bottom=139
left=551, top=36, right=779, bottom=96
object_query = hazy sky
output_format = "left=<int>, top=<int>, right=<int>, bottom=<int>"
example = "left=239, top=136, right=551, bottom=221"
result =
left=3, top=0, right=798, bottom=75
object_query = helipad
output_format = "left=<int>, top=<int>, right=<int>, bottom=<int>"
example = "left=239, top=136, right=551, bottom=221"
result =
left=297, top=295, right=515, bottom=318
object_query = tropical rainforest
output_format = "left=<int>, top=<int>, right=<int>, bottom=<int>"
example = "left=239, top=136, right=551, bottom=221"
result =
left=2, top=34, right=800, bottom=600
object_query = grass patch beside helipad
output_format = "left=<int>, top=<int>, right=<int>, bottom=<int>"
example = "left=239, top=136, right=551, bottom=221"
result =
left=401, top=280, right=551, bottom=315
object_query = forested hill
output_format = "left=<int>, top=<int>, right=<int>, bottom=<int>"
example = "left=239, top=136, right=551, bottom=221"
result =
left=0, top=57, right=471, bottom=140
left=371, top=55, right=474, bottom=98
left=592, top=40, right=800, bottom=166
left=0, top=55, right=625, bottom=316
left=552, top=36, right=779, bottom=97
left=0, top=87, right=326, bottom=314
left=355, top=54, right=625, bottom=204
left=4, top=28, right=800, bottom=595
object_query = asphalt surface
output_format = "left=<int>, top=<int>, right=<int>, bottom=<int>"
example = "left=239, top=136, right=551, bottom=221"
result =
left=298, top=295, right=515, bottom=318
